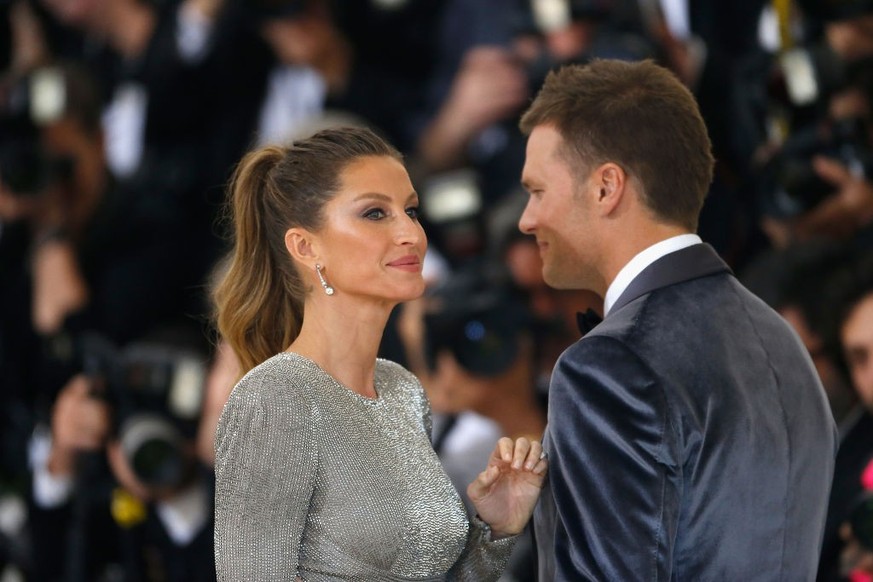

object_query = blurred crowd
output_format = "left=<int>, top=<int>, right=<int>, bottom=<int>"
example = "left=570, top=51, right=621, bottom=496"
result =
left=1, top=0, right=873, bottom=580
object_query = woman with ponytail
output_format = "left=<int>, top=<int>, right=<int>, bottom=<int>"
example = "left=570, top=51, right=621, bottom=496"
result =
left=211, top=126, right=547, bottom=581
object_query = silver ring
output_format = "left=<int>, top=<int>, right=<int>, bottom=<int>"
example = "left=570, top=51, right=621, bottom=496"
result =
left=539, top=450, right=548, bottom=461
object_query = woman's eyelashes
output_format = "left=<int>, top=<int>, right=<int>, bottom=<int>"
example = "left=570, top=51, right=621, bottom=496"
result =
left=361, top=205, right=420, bottom=221
left=363, top=207, right=387, bottom=220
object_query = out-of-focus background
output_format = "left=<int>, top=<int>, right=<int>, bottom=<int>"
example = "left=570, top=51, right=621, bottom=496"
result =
left=2, top=0, right=873, bottom=580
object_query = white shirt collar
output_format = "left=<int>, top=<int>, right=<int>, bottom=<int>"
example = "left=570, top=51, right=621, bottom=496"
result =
left=603, top=234, right=702, bottom=316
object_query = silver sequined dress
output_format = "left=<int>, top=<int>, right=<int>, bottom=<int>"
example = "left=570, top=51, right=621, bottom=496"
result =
left=214, top=352, right=515, bottom=581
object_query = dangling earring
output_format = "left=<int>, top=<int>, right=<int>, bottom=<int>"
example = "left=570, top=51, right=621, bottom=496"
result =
left=315, top=264, right=334, bottom=296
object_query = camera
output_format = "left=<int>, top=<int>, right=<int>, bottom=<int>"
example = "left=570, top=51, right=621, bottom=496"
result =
left=759, top=115, right=873, bottom=217
left=737, top=4, right=873, bottom=219
left=423, top=261, right=532, bottom=377
left=76, top=332, right=206, bottom=491
left=0, top=67, right=74, bottom=198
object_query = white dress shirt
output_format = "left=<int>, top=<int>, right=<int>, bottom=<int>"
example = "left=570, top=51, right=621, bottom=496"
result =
left=603, top=234, right=702, bottom=316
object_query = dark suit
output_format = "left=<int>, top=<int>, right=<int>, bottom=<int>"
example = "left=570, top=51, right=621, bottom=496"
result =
left=534, top=243, right=837, bottom=581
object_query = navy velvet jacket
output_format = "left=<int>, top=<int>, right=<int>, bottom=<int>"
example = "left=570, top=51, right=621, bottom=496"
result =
left=534, top=243, right=838, bottom=581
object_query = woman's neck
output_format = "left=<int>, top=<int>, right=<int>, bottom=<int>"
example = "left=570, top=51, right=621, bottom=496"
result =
left=289, top=298, right=392, bottom=399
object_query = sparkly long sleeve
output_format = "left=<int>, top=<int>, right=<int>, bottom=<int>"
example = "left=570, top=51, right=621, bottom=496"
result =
left=447, top=515, right=517, bottom=581
left=213, top=366, right=316, bottom=581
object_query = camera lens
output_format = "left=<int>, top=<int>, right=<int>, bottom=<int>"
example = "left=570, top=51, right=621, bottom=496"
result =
left=119, top=415, right=187, bottom=488
left=451, top=311, right=519, bottom=377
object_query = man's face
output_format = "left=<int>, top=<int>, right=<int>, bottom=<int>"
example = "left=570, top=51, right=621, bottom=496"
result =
left=842, top=293, right=873, bottom=409
left=519, top=124, right=599, bottom=292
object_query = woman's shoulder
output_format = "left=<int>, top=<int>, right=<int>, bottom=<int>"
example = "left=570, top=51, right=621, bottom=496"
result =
left=215, top=354, right=319, bottom=465
left=228, top=352, right=317, bottom=407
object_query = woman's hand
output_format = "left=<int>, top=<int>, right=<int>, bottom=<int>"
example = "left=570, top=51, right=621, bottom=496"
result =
left=467, top=436, right=548, bottom=538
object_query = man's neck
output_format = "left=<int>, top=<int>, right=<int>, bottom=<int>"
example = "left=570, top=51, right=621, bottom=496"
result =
left=602, top=228, right=699, bottom=315
left=599, top=222, right=691, bottom=296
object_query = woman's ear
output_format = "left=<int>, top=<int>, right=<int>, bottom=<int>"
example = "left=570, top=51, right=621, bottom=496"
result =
left=285, top=227, right=317, bottom=268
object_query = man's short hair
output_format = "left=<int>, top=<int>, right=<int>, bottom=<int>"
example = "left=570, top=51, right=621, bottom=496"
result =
left=520, top=58, right=714, bottom=231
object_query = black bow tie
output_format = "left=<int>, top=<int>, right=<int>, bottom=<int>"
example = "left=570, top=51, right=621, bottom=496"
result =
left=576, top=308, right=603, bottom=335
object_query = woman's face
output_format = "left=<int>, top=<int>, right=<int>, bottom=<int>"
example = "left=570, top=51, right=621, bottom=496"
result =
left=313, top=155, right=427, bottom=304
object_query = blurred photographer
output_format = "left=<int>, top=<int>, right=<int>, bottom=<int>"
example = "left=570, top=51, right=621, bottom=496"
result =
left=0, top=63, right=215, bottom=580
left=0, top=63, right=208, bottom=344
left=730, top=1, right=873, bottom=251
left=816, top=251, right=873, bottom=581
left=415, top=0, right=657, bottom=214
left=245, top=0, right=446, bottom=153
left=757, top=74, right=873, bottom=246
left=29, top=330, right=213, bottom=582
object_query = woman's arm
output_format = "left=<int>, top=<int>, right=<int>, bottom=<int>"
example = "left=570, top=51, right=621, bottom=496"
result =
left=213, top=370, right=317, bottom=580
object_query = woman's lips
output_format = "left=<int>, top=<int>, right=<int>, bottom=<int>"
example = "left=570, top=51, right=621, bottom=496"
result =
left=387, top=255, right=422, bottom=271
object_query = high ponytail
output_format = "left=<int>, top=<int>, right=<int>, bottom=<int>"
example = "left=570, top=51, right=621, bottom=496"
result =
left=213, top=146, right=299, bottom=374
left=212, top=126, right=402, bottom=375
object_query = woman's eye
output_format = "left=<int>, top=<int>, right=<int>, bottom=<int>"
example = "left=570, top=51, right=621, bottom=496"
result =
left=363, top=208, right=386, bottom=220
left=405, top=206, right=420, bottom=220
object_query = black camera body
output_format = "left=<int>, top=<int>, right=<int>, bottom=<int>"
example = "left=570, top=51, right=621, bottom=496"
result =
left=77, top=333, right=206, bottom=491
left=423, top=262, right=531, bottom=377
left=760, top=116, right=873, bottom=217
left=743, top=29, right=873, bottom=219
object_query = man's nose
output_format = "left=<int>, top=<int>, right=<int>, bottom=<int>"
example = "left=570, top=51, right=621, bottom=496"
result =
left=518, top=200, right=536, bottom=234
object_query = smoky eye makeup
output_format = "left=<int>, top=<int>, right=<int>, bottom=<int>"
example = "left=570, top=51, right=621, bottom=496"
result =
left=353, top=191, right=419, bottom=220
left=361, top=207, right=387, bottom=220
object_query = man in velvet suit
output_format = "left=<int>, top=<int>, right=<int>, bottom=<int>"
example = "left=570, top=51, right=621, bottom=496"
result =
left=518, top=59, right=838, bottom=581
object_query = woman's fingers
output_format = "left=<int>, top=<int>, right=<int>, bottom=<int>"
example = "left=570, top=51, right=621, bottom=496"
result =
left=468, top=465, right=499, bottom=499
left=496, top=436, right=548, bottom=473
left=524, top=440, right=543, bottom=470
left=510, top=437, right=532, bottom=469
left=497, top=436, right=514, bottom=463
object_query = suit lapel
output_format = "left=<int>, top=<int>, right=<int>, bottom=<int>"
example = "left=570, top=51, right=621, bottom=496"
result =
left=610, top=243, right=732, bottom=314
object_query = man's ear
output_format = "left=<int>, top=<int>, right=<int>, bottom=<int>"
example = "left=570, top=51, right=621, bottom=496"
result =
left=593, top=162, right=627, bottom=216
left=285, top=227, right=318, bottom=269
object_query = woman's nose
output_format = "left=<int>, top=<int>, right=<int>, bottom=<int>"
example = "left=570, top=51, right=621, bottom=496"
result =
left=396, top=215, right=424, bottom=246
